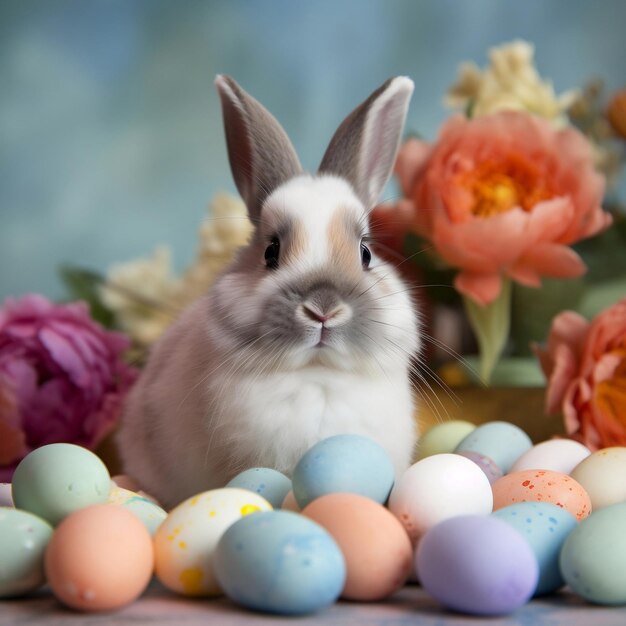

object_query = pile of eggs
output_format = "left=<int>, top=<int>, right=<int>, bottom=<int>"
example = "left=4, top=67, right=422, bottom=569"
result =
left=3, top=422, right=626, bottom=617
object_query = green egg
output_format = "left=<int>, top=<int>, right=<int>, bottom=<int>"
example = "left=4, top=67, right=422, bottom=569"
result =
left=417, top=420, right=476, bottom=459
left=12, top=443, right=111, bottom=526
left=560, top=502, right=626, bottom=604
left=0, top=507, right=53, bottom=598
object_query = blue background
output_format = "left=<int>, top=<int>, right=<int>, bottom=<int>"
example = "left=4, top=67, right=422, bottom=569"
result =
left=1, top=0, right=625, bottom=301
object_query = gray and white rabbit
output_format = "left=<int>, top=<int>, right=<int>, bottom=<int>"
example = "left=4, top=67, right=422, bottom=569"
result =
left=117, top=75, right=420, bottom=509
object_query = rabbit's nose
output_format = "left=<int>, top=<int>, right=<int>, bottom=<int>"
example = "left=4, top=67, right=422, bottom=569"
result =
left=300, top=301, right=352, bottom=327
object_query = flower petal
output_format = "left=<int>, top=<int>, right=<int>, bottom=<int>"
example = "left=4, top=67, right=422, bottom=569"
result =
left=516, top=243, right=587, bottom=279
left=454, top=271, right=503, bottom=305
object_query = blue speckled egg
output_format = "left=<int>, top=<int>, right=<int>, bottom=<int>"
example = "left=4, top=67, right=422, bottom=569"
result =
left=213, top=510, right=346, bottom=615
left=226, top=468, right=291, bottom=509
left=292, top=434, right=394, bottom=508
left=493, top=502, right=577, bottom=595
left=454, top=421, right=532, bottom=473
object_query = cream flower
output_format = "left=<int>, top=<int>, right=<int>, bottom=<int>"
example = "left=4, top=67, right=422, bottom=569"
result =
left=446, top=40, right=578, bottom=123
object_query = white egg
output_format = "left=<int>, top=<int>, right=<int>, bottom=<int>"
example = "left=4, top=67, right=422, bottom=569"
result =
left=510, top=439, right=590, bottom=474
left=570, top=447, right=626, bottom=510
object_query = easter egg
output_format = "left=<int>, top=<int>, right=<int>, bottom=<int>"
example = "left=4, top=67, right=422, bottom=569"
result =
left=154, top=488, right=272, bottom=597
left=416, top=420, right=476, bottom=459
left=456, top=451, right=502, bottom=483
left=214, top=510, right=345, bottom=615
left=416, top=515, right=539, bottom=615
left=107, top=486, right=167, bottom=536
left=560, top=502, right=626, bottom=604
left=455, top=421, right=532, bottom=473
left=510, top=439, right=590, bottom=474
left=292, top=434, right=394, bottom=509
left=303, top=493, right=412, bottom=600
left=45, top=504, right=153, bottom=611
left=388, top=453, right=493, bottom=542
left=493, top=502, right=577, bottom=595
left=0, top=508, right=53, bottom=598
left=281, top=491, right=301, bottom=512
left=12, top=444, right=111, bottom=525
left=0, top=483, right=13, bottom=507
left=226, top=467, right=291, bottom=509
left=570, top=447, right=626, bottom=510
left=492, top=470, right=591, bottom=521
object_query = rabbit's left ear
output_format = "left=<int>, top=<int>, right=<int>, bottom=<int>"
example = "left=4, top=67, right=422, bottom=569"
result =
left=318, top=77, right=414, bottom=211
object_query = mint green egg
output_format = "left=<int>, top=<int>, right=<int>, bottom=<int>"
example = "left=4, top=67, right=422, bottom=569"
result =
left=417, top=420, right=476, bottom=459
left=560, top=502, right=626, bottom=604
left=0, top=508, right=53, bottom=597
left=12, top=444, right=111, bottom=526
left=122, top=496, right=167, bottom=536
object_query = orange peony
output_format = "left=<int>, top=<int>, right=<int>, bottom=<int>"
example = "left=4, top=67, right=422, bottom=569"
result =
left=535, top=298, right=626, bottom=450
left=383, top=111, right=611, bottom=305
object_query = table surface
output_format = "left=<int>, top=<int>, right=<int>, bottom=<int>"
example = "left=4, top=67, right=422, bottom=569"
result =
left=3, top=580, right=626, bottom=626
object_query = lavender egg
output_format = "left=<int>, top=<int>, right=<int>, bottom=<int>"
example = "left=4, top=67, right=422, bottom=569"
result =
left=416, top=515, right=539, bottom=615
left=456, top=451, right=503, bottom=484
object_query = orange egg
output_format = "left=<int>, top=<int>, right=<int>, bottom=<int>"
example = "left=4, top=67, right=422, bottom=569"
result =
left=302, top=493, right=412, bottom=601
left=45, top=504, right=154, bottom=611
left=492, top=470, right=592, bottom=521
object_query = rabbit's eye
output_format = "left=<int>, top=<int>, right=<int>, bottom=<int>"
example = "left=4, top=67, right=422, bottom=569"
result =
left=264, top=237, right=280, bottom=269
left=361, top=243, right=372, bottom=269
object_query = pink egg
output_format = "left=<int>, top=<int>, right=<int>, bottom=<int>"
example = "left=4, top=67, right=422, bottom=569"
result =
left=281, top=490, right=301, bottom=512
left=492, top=469, right=592, bottom=521
left=303, top=493, right=412, bottom=601
left=45, top=504, right=154, bottom=611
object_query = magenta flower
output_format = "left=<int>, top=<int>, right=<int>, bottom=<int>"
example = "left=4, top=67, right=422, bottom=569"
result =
left=0, top=294, right=138, bottom=481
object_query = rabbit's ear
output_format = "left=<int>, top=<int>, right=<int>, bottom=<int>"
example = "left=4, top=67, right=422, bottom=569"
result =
left=318, top=77, right=414, bottom=211
left=215, top=75, right=302, bottom=222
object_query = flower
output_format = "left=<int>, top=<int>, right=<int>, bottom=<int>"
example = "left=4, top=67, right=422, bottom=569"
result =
left=446, top=40, right=578, bottom=122
left=535, top=297, right=626, bottom=450
left=0, top=294, right=138, bottom=481
left=391, top=111, right=611, bottom=305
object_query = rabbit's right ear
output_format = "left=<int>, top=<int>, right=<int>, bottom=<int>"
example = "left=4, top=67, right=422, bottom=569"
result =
left=215, top=75, right=302, bottom=223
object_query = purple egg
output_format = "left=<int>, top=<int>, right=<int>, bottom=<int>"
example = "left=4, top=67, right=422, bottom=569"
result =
left=456, top=451, right=503, bottom=484
left=416, top=515, right=538, bottom=615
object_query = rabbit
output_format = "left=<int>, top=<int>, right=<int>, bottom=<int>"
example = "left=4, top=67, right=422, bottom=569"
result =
left=116, top=75, right=420, bottom=509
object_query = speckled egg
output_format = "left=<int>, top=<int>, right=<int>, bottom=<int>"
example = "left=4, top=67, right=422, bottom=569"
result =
left=560, top=502, right=626, bottom=604
left=388, top=454, right=493, bottom=543
left=416, top=515, right=539, bottom=615
left=226, top=467, right=292, bottom=509
left=493, top=502, right=577, bottom=595
left=570, top=447, right=626, bottom=510
left=510, top=439, right=590, bottom=474
left=0, top=508, right=53, bottom=597
left=456, top=451, right=503, bottom=484
left=154, top=488, right=272, bottom=597
left=455, top=421, right=532, bottom=473
left=107, top=486, right=167, bottom=536
left=416, top=420, right=476, bottom=459
left=292, top=434, right=395, bottom=509
left=214, top=510, right=345, bottom=615
left=12, top=444, right=111, bottom=525
left=492, top=470, right=592, bottom=521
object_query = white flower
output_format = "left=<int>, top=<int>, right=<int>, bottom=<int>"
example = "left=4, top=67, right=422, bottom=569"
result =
left=446, top=40, right=578, bottom=123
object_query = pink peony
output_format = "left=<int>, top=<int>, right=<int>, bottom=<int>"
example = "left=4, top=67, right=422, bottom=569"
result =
left=535, top=297, right=626, bottom=450
left=379, top=111, right=611, bottom=305
left=0, top=294, right=138, bottom=481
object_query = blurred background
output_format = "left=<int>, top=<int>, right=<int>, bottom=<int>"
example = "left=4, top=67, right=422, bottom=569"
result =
left=1, top=0, right=625, bottom=302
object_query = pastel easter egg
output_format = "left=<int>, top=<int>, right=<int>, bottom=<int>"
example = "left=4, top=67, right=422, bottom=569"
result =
left=12, top=444, right=111, bottom=525
left=492, top=470, right=591, bottom=521
left=303, top=493, right=412, bottom=600
left=570, top=447, right=626, bottom=510
left=226, top=467, right=291, bottom=509
left=416, top=515, right=538, bottom=615
left=0, top=483, right=13, bottom=507
left=107, top=486, right=167, bottom=536
left=154, top=488, right=272, bottom=597
left=292, top=434, right=394, bottom=509
left=560, top=502, right=626, bottom=604
left=456, top=451, right=503, bottom=484
left=416, top=420, right=476, bottom=459
left=493, top=502, right=577, bottom=595
left=388, top=453, right=493, bottom=543
left=0, top=508, right=53, bottom=598
left=455, top=421, right=532, bottom=473
left=45, top=504, right=153, bottom=611
left=214, top=510, right=345, bottom=615
left=281, top=491, right=301, bottom=512
left=511, top=439, right=590, bottom=474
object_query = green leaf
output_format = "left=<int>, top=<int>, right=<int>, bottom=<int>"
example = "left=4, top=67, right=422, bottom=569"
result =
left=59, top=265, right=116, bottom=328
left=463, top=277, right=512, bottom=385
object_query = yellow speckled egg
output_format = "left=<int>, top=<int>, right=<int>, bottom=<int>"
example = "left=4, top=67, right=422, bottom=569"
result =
left=154, top=488, right=272, bottom=597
